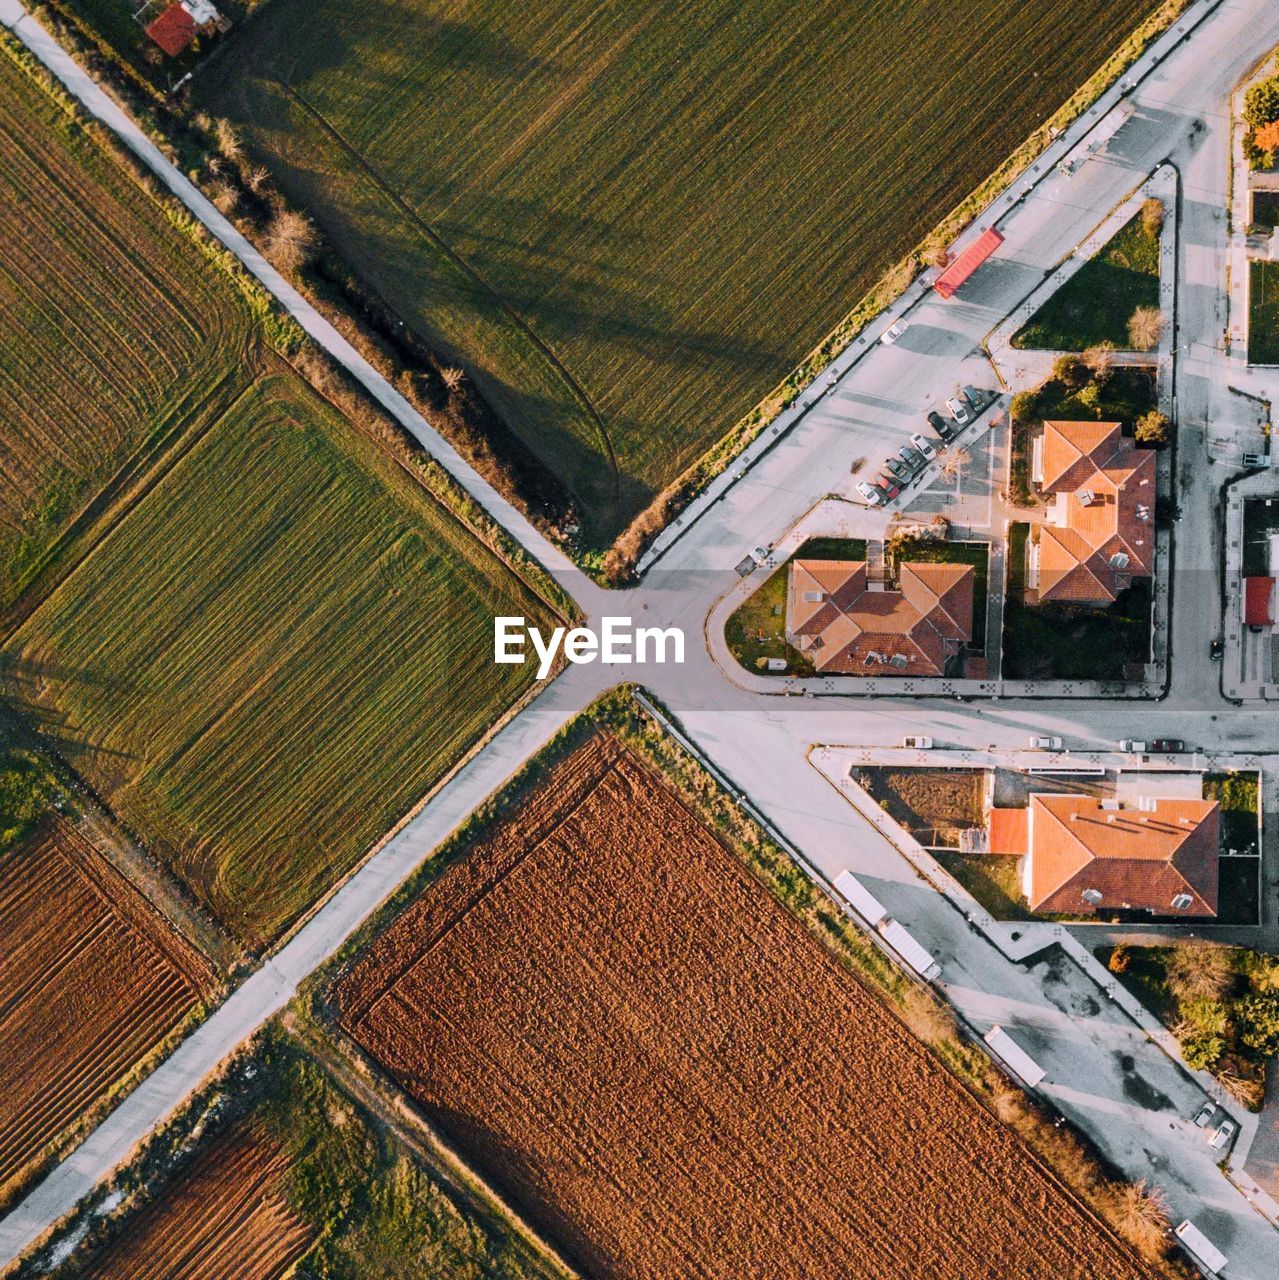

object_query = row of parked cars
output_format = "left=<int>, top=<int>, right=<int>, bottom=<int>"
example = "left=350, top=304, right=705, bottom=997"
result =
left=856, top=386, right=988, bottom=507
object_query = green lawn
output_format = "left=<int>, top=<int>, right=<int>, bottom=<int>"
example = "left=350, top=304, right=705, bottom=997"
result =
left=1204, top=771, right=1261, bottom=856
left=199, top=0, right=1162, bottom=548
left=1012, top=205, right=1161, bottom=350
left=1249, top=260, right=1279, bottom=365
left=725, top=538, right=865, bottom=675
left=8, top=373, right=555, bottom=949
left=934, top=852, right=1032, bottom=921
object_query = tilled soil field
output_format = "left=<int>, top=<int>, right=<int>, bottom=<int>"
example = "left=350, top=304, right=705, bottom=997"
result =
left=0, top=819, right=213, bottom=1202
left=72, top=1121, right=311, bottom=1280
left=336, top=734, right=1156, bottom=1280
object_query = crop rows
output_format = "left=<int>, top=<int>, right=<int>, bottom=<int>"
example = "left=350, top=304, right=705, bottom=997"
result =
left=204, top=0, right=1160, bottom=541
left=9, top=372, right=554, bottom=948
left=0, top=44, right=247, bottom=604
left=0, top=819, right=212, bottom=1200
left=74, top=1122, right=311, bottom=1280
left=336, top=735, right=1155, bottom=1280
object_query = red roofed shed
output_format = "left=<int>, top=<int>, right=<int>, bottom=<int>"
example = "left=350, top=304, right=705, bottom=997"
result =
left=1245, top=575, right=1274, bottom=627
left=935, top=228, right=1005, bottom=299
left=146, top=2, right=197, bottom=56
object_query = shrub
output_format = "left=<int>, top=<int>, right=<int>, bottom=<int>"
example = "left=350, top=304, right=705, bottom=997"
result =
left=1180, top=1031, right=1225, bottom=1071
left=1052, top=353, right=1087, bottom=388
left=1107, top=944, right=1131, bottom=975
left=1127, top=306, right=1163, bottom=352
left=1139, top=197, right=1164, bottom=237
left=1237, top=992, right=1279, bottom=1055
left=1244, top=74, right=1279, bottom=128
left=1134, top=410, right=1171, bottom=446
left=1166, top=943, right=1234, bottom=1003
left=1083, top=341, right=1116, bottom=381
left=263, top=208, right=318, bottom=276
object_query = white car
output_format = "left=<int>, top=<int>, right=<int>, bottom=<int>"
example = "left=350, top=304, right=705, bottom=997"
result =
left=751, top=545, right=771, bottom=566
left=1120, top=739, right=1147, bottom=753
left=880, top=319, right=909, bottom=345
left=945, top=396, right=971, bottom=425
left=901, top=735, right=933, bottom=749
left=1193, top=1102, right=1217, bottom=1128
left=1210, top=1118, right=1238, bottom=1150
left=855, top=480, right=885, bottom=506
left=908, top=432, right=937, bottom=460
left=1029, top=736, right=1062, bottom=749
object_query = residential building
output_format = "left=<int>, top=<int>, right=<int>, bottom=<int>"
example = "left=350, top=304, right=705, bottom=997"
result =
left=786, top=558, right=974, bottom=675
left=1028, top=420, right=1155, bottom=604
left=988, top=792, right=1219, bottom=916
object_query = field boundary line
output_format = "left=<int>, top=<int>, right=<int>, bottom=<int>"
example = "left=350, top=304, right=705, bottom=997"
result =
left=282, top=1011, right=582, bottom=1280
left=273, top=79, right=622, bottom=516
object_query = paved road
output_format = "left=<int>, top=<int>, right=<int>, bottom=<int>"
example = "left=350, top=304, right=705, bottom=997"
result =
left=6, top=0, right=1279, bottom=1275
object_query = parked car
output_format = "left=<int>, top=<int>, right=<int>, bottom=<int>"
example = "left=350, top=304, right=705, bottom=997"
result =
left=883, top=457, right=911, bottom=482
left=927, top=410, right=957, bottom=442
left=909, top=432, right=937, bottom=460
left=898, top=444, right=926, bottom=474
left=750, top=545, right=771, bottom=567
left=902, top=736, right=934, bottom=749
left=856, top=480, right=885, bottom=506
left=963, top=385, right=988, bottom=412
left=945, top=396, right=971, bottom=426
left=1210, top=1118, right=1238, bottom=1150
left=1151, top=738, right=1186, bottom=753
left=1119, top=739, right=1148, bottom=753
left=880, top=319, right=909, bottom=345
left=1210, top=638, right=1224, bottom=661
left=876, top=475, right=902, bottom=500
left=1193, top=1102, right=1218, bottom=1129
left=1029, top=736, right=1063, bottom=749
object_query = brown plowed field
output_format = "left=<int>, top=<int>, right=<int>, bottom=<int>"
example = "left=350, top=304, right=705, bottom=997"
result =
left=0, top=819, right=213, bottom=1198
left=337, top=734, right=1156, bottom=1280
left=75, top=1121, right=311, bottom=1280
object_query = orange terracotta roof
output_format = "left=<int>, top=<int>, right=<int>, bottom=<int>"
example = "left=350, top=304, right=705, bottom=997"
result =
left=1034, top=421, right=1155, bottom=604
left=988, top=807, right=1029, bottom=855
left=1025, top=794, right=1218, bottom=915
left=785, top=558, right=975, bottom=676
left=145, top=2, right=197, bottom=56
left=1040, top=421, right=1122, bottom=491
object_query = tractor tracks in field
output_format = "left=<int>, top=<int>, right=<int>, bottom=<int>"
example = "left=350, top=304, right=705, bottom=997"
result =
left=272, top=81, right=622, bottom=519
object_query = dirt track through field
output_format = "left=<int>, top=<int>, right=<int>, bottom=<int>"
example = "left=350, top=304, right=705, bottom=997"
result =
left=0, top=819, right=212, bottom=1203
left=337, top=735, right=1157, bottom=1280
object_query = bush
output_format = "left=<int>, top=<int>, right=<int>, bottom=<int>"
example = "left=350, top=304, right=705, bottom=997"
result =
left=1134, top=410, right=1171, bottom=446
left=1181, top=1031, right=1226, bottom=1071
left=1244, top=73, right=1279, bottom=128
left=1127, top=306, right=1163, bottom=352
left=1237, top=992, right=1279, bottom=1055
left=1052, top=354, right=1087, bottom=388
left=1166, top=943, right=1233, bottom=1003
left=1107, top=944, right=1131, bottom=975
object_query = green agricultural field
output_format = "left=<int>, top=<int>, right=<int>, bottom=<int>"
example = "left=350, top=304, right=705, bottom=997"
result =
left=0, top=39, right=249, bottom=609
left=8, top=372, right=556, bottom=948
left=201, top=0, right=1161, bottom=546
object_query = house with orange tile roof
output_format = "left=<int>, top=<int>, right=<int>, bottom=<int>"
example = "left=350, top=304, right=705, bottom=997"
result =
left=1028, top=421, right=1156, bottom=604
left=988, top=793, right=1218, bottom=916
left=786, top=558, right=974, bottom=675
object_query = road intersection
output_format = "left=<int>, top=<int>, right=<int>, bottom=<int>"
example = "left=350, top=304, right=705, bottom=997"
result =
left=4, top=0, right=1279, bottom=1275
